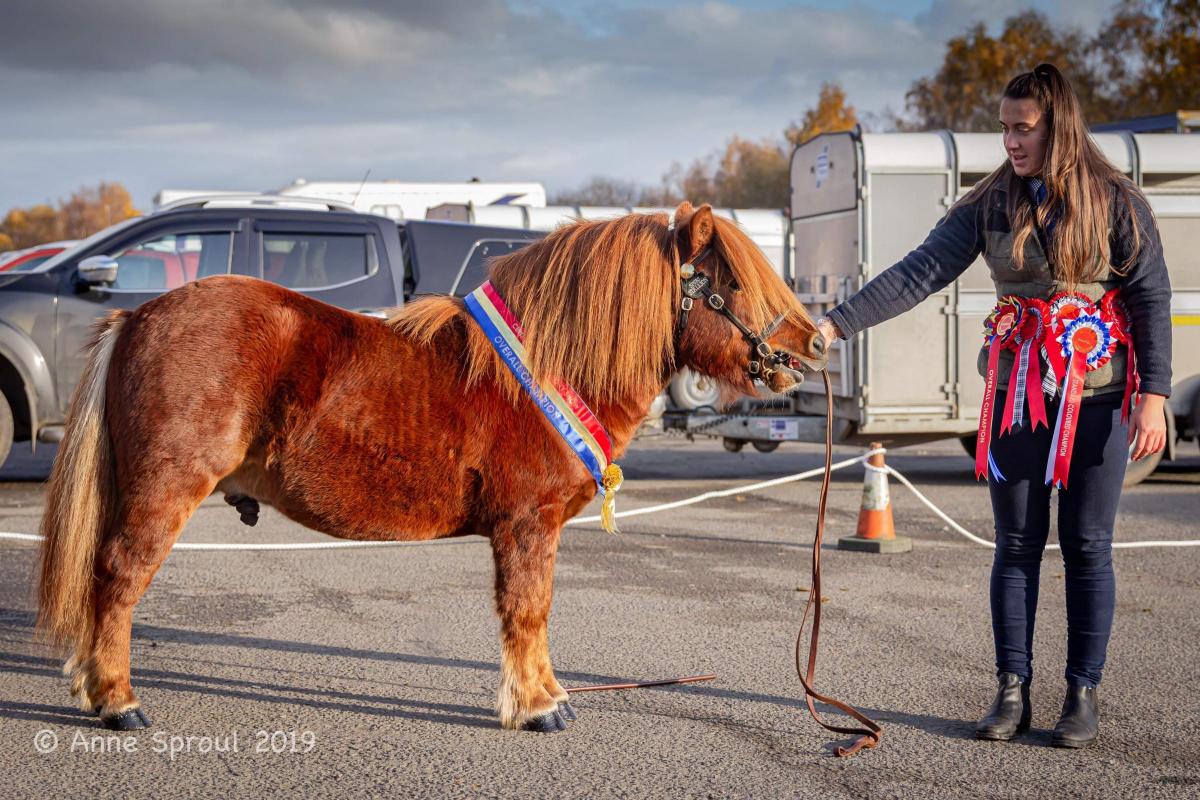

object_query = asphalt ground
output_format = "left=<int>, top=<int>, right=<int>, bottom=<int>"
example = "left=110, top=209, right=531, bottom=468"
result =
left=1, top=436, right=1198, bottom=799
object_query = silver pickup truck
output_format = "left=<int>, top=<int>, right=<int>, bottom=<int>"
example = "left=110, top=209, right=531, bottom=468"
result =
left=0, top=195, right=542, bottom=468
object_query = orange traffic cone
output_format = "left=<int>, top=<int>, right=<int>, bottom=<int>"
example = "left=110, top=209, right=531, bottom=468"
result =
left=838, top=442, right=912, bottom=554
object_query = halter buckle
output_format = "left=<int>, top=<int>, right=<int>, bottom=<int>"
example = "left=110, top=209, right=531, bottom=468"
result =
left=681, top=297, right=693, bottom=311
left=707, top=293, right=725, bottom=310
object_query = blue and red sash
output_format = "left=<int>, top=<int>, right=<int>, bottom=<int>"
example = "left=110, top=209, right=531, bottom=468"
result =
left=464, top=281, right=624, bottom=532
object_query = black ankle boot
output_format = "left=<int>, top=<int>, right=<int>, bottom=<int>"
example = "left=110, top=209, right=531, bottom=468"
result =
left=1052, top=683, right=1099, bottom=748
left=974, top=672, right=1031, bottom=741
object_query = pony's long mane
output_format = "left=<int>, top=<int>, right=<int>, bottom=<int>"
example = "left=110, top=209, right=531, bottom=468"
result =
left=391, top=212, right=805, bottom=406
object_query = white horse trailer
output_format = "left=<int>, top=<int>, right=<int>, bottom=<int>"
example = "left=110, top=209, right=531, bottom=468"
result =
left=765, top=129, right=1199, bottom=481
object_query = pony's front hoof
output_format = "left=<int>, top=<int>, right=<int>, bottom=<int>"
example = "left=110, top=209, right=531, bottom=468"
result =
left=102, top=708, right=151, bottom=730
left=557, top=701, right=577, bottom=722
left=522, top=709, right=568, bottom=733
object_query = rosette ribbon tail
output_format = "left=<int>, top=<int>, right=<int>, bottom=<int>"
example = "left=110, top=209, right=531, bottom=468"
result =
left=976, top=337, right=1003, bottom=481
left=999, top=356, right=1019, bottom=436
left=1026, top=343, right=1048, bottom=431
left=1047, top=348, right=1087, bottom=490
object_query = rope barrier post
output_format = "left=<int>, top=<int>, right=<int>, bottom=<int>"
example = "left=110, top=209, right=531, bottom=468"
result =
left=837, top=442, right=912, bottom=554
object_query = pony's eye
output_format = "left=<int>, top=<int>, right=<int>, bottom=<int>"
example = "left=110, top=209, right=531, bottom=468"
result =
left=730, top=281, right=742, bottom=294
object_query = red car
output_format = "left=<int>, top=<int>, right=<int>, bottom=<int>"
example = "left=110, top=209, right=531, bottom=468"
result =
left=0, top=241, right=76, bottom=272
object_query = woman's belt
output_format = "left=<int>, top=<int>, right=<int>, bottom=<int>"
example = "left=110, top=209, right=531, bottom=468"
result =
left=975, top=289, right=1139, bottom=489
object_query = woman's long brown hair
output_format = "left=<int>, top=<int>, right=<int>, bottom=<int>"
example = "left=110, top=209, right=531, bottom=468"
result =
left=959, top=63, right=1151, bottom=289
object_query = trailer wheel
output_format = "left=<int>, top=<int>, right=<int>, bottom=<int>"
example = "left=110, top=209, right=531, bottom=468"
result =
left=0, top=392, right=12, bottom=469
left=1122, top=447, right=1162, bottom=487
left=751, top=441, right=780, bottom=453
left=723, top=438, right=745, bottom=453
left=669, top=368, right=722, bottom=411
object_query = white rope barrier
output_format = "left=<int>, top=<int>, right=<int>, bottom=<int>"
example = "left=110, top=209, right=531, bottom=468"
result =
left=1, top=446, right=1197, bottom=551
left=564, top=448, right=887, bottom=526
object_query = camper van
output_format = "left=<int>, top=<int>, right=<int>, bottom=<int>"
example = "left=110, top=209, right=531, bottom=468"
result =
left=155, top=181, right=547, bottom=222
left=275, top=180, right=546, bottom=221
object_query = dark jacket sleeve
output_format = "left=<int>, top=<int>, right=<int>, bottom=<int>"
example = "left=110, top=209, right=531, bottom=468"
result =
left=826, top=199, right=983, bottom=339
left=1115, top=193, right=1173, bottom=397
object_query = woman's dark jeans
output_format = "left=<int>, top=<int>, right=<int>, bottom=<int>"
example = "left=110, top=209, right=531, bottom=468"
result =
left=986, top=390, right=1129, bottom=689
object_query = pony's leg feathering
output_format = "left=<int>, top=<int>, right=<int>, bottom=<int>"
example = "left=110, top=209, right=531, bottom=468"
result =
left=491, top=513, right=570, bottom=732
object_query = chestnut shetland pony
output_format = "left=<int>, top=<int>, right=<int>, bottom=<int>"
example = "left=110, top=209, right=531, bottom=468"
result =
left=37, top=202, right=821, bottom=732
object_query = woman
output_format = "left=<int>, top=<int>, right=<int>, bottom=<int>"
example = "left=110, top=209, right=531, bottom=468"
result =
left=816, top=64, right=1172, bottom=748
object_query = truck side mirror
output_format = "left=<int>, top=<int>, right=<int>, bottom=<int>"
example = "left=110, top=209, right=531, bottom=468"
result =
left=78, top=255, right=119, bottom=286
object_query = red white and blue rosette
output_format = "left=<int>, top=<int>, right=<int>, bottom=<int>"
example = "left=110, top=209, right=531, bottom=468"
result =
left=1042, top=292, right=1092, bottom=398
left=975, top=296, right=1023, bottom=482
left=1044, top=310, right=1117, bottom=489
left=1099, top=288, right=1139, bottom=423
left=1000, top=297, right=1049, bottom=436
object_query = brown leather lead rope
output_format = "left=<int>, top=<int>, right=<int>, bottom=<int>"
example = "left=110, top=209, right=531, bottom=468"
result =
left=793, top=370, right=883, bottom=756
left=568, top=367, right=881, bottom=756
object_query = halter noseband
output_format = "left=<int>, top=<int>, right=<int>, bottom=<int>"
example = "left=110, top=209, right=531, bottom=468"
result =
left=673, top=245, right=794, bottom=381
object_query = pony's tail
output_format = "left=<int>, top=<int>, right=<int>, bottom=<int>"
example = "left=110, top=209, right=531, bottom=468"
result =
left=36, top=310, right=128, bottom=649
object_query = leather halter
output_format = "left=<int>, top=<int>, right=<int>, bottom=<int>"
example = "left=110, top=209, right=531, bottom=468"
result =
left=673, top=245, right=793, bottom=380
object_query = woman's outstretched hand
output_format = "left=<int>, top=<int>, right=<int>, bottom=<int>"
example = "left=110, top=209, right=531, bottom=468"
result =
left=816, top=317, right=841, bottom=349
left=1128, top=393, right=1167, bottom=461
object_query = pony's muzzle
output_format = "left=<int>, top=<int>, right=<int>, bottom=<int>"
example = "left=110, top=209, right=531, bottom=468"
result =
left=795, top=329, right=829, bottom=372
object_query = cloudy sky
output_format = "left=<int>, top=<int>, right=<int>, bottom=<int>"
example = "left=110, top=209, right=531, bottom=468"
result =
left=0, top=0, right=1117, bottom=212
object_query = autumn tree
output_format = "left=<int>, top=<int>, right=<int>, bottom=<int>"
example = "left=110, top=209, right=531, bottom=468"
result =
left=786, top=83, right=859, bottom=146
left=1090, top=0, right=1200, bottom=119
left=553, top=82, right=856, bottom=210
left=58, top=182, right=139, bottom=241
left=904, top=10, right=1098, bottom=131
left=0, top=181, right=139, bottom=252
left=0, top=204, right=63, bottom=252
left=549, top=176, right=644, bottom=206
left=904, top=3, right=1199, bottom=130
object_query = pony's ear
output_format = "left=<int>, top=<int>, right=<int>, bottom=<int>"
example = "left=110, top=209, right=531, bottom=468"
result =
left=673, top=201, right=713, bottom=260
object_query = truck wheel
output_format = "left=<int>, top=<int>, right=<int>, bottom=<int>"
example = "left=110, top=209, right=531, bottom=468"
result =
left=1122, top=446, right=1162, bottom=487
left=723, top=438, right=745, bottom=453
left=751, top=440, right=780, bottom=453
left=0, top=392, right=12, bottom=469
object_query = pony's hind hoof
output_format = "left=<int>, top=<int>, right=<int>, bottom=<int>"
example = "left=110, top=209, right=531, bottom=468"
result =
left=102, top=708, right=151, bottom=730
left=558, top=701, right=577, bottom=722
left=523, top=709, right=568, bottom=733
